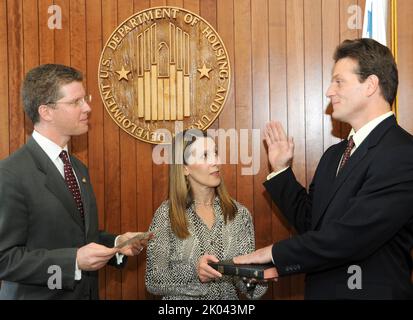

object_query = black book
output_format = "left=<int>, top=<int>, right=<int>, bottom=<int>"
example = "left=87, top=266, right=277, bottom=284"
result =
left=208, top=260, right=276, bottom=280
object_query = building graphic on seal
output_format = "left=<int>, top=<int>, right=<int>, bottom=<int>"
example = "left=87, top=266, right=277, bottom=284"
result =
left=136, top=23, right=190, bottom=121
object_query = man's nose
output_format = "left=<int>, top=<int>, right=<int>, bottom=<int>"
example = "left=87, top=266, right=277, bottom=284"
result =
left=83, top=101, right=92, bottom=113
left=326, top=84, right=334, bottom=98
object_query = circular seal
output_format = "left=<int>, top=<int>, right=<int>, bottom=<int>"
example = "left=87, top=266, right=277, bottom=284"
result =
left=98, top=7, right=231, bottom=144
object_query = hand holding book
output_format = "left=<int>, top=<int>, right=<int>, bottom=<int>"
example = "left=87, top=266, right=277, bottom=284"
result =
left=230, top=244, right=279, bottom=280
left=208, top=260, right=277, bottom=280
left=197, top=254, right=223, bottom=283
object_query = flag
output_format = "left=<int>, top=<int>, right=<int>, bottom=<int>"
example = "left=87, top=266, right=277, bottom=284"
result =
left=362, top=0, right=389, bottom=46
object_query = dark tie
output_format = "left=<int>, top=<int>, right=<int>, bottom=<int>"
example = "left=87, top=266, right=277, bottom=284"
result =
left=59, top=150, right=85, bottom=222
left=338, top=136, right=355, bottom=173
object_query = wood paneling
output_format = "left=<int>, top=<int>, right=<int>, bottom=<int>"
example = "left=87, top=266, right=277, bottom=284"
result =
left=268, top=0, right=291, bottom=300
left=251, top=0, right=273, bottom=300
left=398, top=0, right=413, bottom=133
left=22, top=0, right=38, bottom=141
left=234, top=0, right=253, bottom=214
left=7, top=0, right=24, bottom=153
left=134, top=0, right=152, bottom=300
left=102, top=0, right=122, bottom=300
left=1, top=0, right=413, bottom=300
left=0, top=0, right=9, bottom=159
left=71, top=0, right=88, bottom=164
left=217, top=0, right=236, bottom=199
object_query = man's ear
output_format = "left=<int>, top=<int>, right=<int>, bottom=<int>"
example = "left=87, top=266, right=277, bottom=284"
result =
left=38, top=104, right=53, bottom=122
left=366, top=74, right=380, bottom=97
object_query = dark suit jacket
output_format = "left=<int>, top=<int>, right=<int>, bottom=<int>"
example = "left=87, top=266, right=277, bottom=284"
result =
left=264, top=116, right=413, bottom=299
left=0, top=137, right=122, bottom=300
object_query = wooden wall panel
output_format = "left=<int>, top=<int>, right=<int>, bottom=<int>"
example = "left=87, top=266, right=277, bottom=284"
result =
left=133, top=0, right=153, bottom=300
left=54, top=0, right=70, bottom=65
left=1, top=0, right=413, bottom=300
left=234, top=0, right=253, bottom=215
left=71, top=0, right=89, bottom=164
left=217, top=0, right=236, bottom=199
left=102, top=0, right=122, bottom=300
left=268, top=0, right=291, bottom=300
left=22, top=0, right=38, bottom=141
left=85, top=0, right=107, bottom=300
left=251, top=0, right=273, bottom=300
left=322, top=0, right=341, bottom=150
left=39, top=0, right=55, bottom=63
left=398, top=0, right=413, bottom=133
left=0, top=0, right=9, bottom=159
left=7, top=0, right=24, bottom=153
left=286, top=0, right=306, bottom=300
left=117, top=0, right=138, bottom=300
left=305, top=0, right=324, bottom=188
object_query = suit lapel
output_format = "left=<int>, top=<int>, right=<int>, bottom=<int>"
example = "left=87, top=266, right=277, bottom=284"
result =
left=311, top=142, right=346, bottom=228
left=312, top=116, right=398, bottom=229
left=313, top=142, right=369, bottom=228
left=26, top=138, right=85, bottom=231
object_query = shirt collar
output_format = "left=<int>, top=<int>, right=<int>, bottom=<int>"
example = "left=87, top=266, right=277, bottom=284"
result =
left=32, top=130, right=68, bottom=162
left=348, top=111, right=394, bottom=148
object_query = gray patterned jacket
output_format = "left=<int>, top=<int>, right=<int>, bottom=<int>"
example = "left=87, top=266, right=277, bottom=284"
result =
left=145, top=197, right=268, bottom=300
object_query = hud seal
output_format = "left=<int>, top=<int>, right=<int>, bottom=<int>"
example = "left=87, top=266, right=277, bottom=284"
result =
left=98, top=6, right=231, bottom=144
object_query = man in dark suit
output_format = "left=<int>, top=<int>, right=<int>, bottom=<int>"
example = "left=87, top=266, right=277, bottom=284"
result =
left=234, top=38, right=413, bottom=299
left=0, top=64, right=148, bottom=299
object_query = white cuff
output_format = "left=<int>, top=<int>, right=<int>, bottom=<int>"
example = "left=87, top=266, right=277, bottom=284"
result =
left=114, top=236, right=124, bottom=265
left=75, top=259, right=82, bottom=280
left=116, top=253, right=124, bottom=265
left=266, top=166, right=289, bottom=181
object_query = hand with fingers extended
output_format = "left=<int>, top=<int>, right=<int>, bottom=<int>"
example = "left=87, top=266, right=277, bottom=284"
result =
left=264, top=121, right=295, bottom=172
left=76, top=243, right=119, bottom=271
left=197, top=254, right=223, bottom=283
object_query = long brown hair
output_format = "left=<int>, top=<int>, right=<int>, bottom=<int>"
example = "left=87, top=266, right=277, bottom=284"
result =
left=169, top=129, right=237, bottom=239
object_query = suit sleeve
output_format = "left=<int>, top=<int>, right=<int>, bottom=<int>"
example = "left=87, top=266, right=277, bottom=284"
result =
left=0, top=168, right=78, bottom=290
left=271, top=145, right=413, bottom=276
left=98, top=231, right=127, bottom=268
left=264, top=167, right=314, bottom=234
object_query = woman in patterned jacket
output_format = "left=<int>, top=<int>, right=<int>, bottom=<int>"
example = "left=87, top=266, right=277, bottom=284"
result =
left=145, top=129, right=268, bottom=300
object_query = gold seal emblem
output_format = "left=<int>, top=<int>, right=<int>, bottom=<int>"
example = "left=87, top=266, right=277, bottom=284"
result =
left=98, top=7, right=231, bottom=144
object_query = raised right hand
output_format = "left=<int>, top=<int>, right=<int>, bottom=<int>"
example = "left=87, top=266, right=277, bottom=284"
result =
left=264, top=121, right=294, bottom=172
left=76, top=242, right=119, bottom=271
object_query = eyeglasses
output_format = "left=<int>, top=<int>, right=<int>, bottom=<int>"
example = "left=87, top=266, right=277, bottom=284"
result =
left=47, top=94, right=92, bottom=108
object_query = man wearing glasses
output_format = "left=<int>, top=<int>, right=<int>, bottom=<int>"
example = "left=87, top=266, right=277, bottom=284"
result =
left=0, top=64, right=148, bottom=299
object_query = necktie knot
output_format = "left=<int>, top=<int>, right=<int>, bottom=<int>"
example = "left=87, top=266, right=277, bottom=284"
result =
left=59, top=150, right=70, bottom=164
left=346, top=136, right=355, bottom=149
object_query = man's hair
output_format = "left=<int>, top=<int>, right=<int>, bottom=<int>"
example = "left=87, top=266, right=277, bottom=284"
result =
left=334, top=38, right=398, bottom=105
left=21, top=64, right=83, bottom=124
